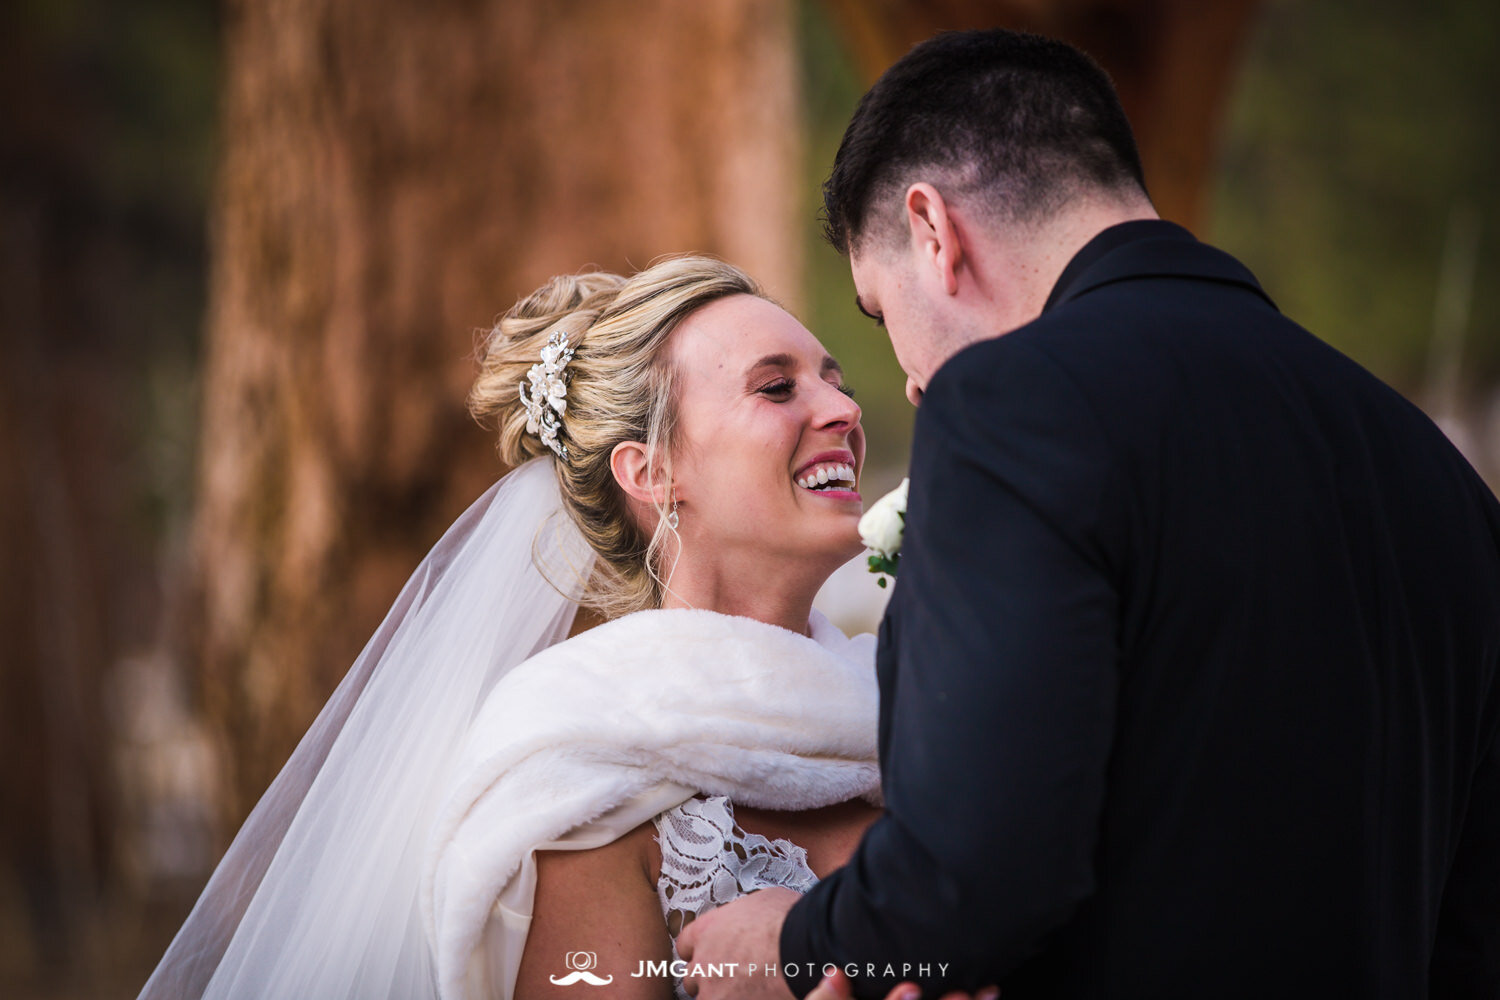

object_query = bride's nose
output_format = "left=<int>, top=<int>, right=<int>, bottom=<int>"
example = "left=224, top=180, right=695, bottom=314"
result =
left=813, top=380, right=861, bottom=431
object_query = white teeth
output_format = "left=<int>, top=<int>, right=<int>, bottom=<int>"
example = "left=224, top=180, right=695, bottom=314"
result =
left=795, top=461, right=858, bottom=491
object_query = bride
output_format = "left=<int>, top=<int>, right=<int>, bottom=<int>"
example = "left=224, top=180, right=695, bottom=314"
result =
left=141, top=255, right=886, bottom=999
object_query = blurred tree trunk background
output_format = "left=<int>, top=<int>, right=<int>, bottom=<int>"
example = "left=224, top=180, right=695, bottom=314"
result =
left=194, top=0, right=804, bottom=830
left=1, top=2, right=211, bottom=990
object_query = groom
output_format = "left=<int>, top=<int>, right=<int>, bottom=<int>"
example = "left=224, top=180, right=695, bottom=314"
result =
left=679, top=28, right=1500, bottom=1000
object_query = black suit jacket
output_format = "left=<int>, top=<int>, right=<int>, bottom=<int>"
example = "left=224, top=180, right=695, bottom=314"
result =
left=780, top=221, right=1500, bottom=998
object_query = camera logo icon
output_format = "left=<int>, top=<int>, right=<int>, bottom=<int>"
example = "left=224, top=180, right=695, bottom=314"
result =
left=550, top=951, right=613, bottom=986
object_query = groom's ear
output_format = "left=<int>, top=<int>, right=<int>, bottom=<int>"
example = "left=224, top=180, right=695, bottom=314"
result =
left=904, top=182, right=963, bottom=297
left=609, top=440, right=669, bottom=508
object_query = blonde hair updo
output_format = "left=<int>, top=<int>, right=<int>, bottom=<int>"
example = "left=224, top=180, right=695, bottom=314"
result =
left=470, top=255, right=762, bottom=618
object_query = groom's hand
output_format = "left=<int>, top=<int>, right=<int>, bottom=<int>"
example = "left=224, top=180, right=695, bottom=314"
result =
left=676, top=887, right=799, bottom=999
left=676, top=889, right=998, bottom=1000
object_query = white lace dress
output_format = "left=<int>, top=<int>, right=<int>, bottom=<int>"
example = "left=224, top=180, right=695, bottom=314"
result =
left=654, top=795, right=820, bottom=1000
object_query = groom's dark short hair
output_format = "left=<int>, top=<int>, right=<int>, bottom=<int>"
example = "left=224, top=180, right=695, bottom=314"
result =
left=823, top=29, right=1148, bottom=255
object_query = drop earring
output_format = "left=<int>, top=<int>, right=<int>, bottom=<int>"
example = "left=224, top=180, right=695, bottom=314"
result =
left=667, top=493, right=679, bottom=530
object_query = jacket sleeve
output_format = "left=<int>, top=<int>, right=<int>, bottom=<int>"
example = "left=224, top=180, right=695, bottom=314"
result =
left=1429, top=717, right=1500, bottom=994
left=780, top=337, right=1125, bottom=997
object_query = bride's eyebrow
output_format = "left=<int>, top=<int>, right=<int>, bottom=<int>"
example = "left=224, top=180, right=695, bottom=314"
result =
left=745, top=353, right=797, bottom=383
left=745, top=354, right=844, bottom=384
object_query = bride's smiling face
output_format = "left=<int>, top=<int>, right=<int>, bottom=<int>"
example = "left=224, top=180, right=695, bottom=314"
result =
left=667, top=294, right=866, bottom=572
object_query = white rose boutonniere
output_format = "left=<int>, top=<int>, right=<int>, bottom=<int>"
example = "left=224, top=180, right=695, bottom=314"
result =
left=858, top=478, right=908, bottom=588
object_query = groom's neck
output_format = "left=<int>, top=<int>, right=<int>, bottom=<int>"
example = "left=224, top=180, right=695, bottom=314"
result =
left=1001, top=193, right=1161, bottom=325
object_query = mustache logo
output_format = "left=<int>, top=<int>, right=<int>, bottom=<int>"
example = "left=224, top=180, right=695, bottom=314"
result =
left=548, top=970, right=615, bottom=985
left=551, top=951, right=614, bottom=986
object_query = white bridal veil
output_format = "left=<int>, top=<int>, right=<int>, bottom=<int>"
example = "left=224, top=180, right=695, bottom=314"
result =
left=140, top=458, right=591, bottom=999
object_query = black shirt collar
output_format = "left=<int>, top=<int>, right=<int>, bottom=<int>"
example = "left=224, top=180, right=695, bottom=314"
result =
left=1042, top=219, right=1199, bottom=314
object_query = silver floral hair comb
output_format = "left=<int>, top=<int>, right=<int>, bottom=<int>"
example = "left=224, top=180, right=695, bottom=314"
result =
left=518, top=330, right=575, bottom=461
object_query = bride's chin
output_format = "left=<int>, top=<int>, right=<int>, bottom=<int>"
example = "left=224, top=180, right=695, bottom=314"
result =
left=761, top=528, right=861, bottom=572
left=810, top=525, right=865, bottom=565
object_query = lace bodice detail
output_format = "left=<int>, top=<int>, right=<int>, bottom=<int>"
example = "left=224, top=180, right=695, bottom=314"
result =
left=654, top=795, right=819, bottom=999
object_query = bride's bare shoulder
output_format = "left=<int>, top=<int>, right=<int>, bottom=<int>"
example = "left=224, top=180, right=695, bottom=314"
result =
left=536, top=820, right=662, bottom=898
left=514, top=821, right=670, bottom=1000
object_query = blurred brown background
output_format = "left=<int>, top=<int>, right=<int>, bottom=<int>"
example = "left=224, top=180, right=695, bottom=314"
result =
left=2, top=0, right=1496, bottom=995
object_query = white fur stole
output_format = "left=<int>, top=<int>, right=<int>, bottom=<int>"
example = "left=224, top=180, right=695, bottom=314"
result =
left=421, top=606, right=879, bottom=999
